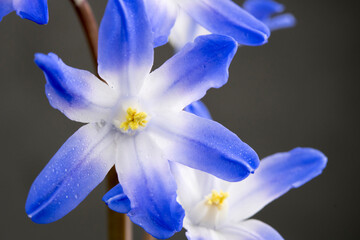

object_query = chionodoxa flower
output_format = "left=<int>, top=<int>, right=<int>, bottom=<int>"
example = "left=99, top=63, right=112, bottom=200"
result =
left=143, top=0, right=271, bottom=47
left=174, top=147, right=327, bottom=240
left=169, top=0, right=296, bottom=51
left=104, top=102, right=327, bottom=239
left=0, top=0, right=48, bottom=24
left=105, top=145, right=327, bottom=239
left=25, top=0, right=260, bottom=238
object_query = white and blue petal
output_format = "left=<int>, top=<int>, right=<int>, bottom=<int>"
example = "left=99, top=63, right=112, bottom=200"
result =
left=170, top=162, right=217, bottom=213
left=243, top=0, right=296, bottom=31
left=149, top=111, right=259, bottom=182
left=185, top=219, right=283, bottom=240
left=243, top=0, right=284, bottom=20
left=228, top=148, right=327, bottom=221
left=25, top=123, right=115, bottom=223
left=185, top=223, right=219, bottom=240
left=144, top=0, right=178, bottom=47
left=35, top=53, right=117, bottom=123
left=141, top=34, right=237, bottom=112
left=176, top=0, right=270, bottom=46
left=216, top=220, right=283, bottom=240
left=103, top=184, right=131, bottom=214
left=98, top=0, right=153, bottom=95
left=262, top=13, right=296, bottom=31
left=0, top=0, right=13, bottom=22
left=13, top=0, right=48, bottom=24
left=168, top=9, right=209, bottom=51
left=115, top=133, right=184, bottom=239
left=184, top=100, right=212, bottom=120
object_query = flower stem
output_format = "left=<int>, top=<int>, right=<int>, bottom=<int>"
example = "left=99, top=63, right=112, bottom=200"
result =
left=69, top=0, right=99, bottom=67
left=69, top=1, right=132, bottom=239
left=144, top=233, right=156, bottom=240
left=108, top=167, right=133, bottom=240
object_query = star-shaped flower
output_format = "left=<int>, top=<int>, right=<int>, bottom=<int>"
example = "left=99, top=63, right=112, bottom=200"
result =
left=105, top=147, right=327, bottom=239
left=0, top=0, right=48, bottom=24
left=144, top=0, right=271, bottom=47
left=171, top=148, right=327, bottom=240
left=25, top=0, right=259, bottom=238
left=169, top=0, right=295, bottom=51
left=172, top=147, right=327, bottom=240
left=104, top=102, right=327, bottom=239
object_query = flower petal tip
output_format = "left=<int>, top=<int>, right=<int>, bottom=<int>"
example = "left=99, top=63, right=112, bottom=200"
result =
left=250, top=30, right=270, bottom=46
left=198, top=34, right=238, bottom=52
left=34, top=52, right=58, bottom=69
left=17, top=10, right=49, bottom=25
left=289, top=147, right=328, bottom=188
left=137, top=208, right=185, bottom=239
left=25, top=199, right=56, bottom=224
left=102, top=184, right=131, bottom=214
left=15, top=0, right=49, bottom=25
left=193, top=34, right=238, bottom=68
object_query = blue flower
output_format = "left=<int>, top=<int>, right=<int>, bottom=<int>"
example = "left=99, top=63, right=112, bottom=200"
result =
left=103, top=100, right=213, bottom=216
left=243, top=0, right=296, bottom=31
left=180, top=103, right=326, bottom=239
left=25, top=0, right=260, bottom=238
left=144, top=0, right=270, bottom=47
left=105, top=147, right=327, bottom=240
left=174, top=147, right=327, bottom=240
left=0, top=0, right=48, bottom=24
left=169, top=0, right=295, bottom=51
left=104, top=103, right=327, bottom=239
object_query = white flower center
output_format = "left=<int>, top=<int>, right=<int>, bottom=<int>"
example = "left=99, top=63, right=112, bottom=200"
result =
left=206, top=190, right=229, bottom=210
left=188, top=190, right=229, bottom=229
left=118, top=107, right=148, bottom=131
left=112, top=100, right=150, bottom=134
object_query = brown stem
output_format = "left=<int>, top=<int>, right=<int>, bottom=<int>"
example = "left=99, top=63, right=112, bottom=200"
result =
left=69, top=1, right=131, bottom=239
left=69, top=0, right=99, bottom=68
left=144, top=232, right=156, bottom=240
left=108, top=167, right=133, bottom=240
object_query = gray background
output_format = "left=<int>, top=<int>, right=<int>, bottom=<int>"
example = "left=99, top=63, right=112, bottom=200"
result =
left=0, top=0, right=358, bottom=239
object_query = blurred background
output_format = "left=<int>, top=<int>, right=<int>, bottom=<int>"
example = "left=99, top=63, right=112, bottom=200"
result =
left=0, top=0, right=358, bottom=239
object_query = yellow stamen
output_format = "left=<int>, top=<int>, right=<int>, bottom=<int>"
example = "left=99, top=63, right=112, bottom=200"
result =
left=206, top=190, right=229, bottom=209
left=120, top=107, right=148, bottom=131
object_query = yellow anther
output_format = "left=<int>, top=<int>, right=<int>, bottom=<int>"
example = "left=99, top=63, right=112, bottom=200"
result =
left=120, top=107, right=148, bottom=131
left=206, top=190, right=229, bottom=209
